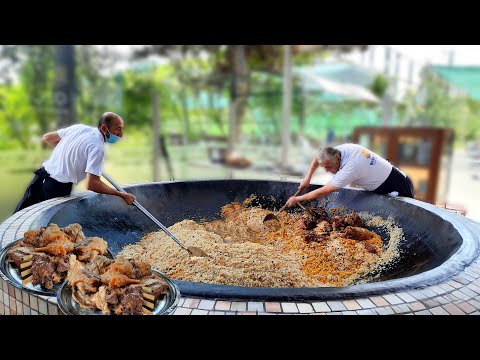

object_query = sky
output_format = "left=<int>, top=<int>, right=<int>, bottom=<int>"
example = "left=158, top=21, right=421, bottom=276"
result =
left=388, top=45, right=480, bottom=66
left=113, top=45, right=480, bottom=66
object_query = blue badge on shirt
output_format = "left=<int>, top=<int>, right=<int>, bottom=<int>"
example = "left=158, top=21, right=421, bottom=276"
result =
left=370, top=156, right=377, bottom=165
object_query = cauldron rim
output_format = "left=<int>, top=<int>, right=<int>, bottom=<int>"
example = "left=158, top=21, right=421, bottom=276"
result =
left=38, top=179, right=480, bottom=301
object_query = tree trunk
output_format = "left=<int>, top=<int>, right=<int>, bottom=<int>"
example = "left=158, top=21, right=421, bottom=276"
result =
left=179, top=87, right=190, bottom=144
left=54, top=45, right=76, bottom=128
left=230, top=45, right=249, bottom=148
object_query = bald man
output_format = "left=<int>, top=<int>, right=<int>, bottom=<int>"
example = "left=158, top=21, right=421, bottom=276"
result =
left=14, top=112, right=136, bottom=213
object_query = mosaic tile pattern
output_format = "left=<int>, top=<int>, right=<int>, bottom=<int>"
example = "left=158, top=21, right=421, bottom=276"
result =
left=1, top=195, right=480, bottom=316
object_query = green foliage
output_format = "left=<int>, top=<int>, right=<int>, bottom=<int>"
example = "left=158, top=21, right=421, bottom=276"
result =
left=369, top=74, right=389, bottom=98
left=400, top=67, right=480, bottom=141
left=0, top=85, right=36, bottom=149
left=75, top=45, right=124, bottom=125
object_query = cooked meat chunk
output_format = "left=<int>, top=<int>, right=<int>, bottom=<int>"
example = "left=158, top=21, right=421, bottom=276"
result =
left=6, top=243, right=35, bottom=267
left=140, top=276, right=169, bottom=298
left=131, top=260, right=151, bottom=278
left=364, top=242, right=378, bottom=254
left=34, top=237, right=74, bottom=256
left=342, top=226, right=377, bottom=241
left=67, top=255, right=101, bottom=289
left=39, top=224, right=69, bottom=247
left=331, top=212, right=364, bottom=231
left=94, top=286, right=111, bottom=314
left=74, top=236, right=108, bottom=262
left=23, top=228, right=45, bottom=247
left=297, top=216, right=317, bottom=230
left=87, top=255, right=115, bottom=275
left=61, top=223, right=86, bottom=243
left=114, top=286, right=144, bottom=315
left=304, top=231, right=322, bottom=243
left=103, top=257, right=134, bottom=278
left=31, top=253, right=56, bottom=289
left=103, top=273, right=142, bottom=289
left=314, top=220, right=332, bottom=234
left=310, top=207, right=330, bottom=222
left=55, top=255, right=70, bottom=273
left=72, top=287, right=97, bottom=310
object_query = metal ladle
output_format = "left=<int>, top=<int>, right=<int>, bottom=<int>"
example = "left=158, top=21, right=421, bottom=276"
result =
left=263, top=188, right=302, bottom=222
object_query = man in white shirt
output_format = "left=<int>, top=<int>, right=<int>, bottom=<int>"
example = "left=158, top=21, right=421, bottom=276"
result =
left=14, top=112, right=136, bottom=213
left=286, top=143, right=414, bottom=208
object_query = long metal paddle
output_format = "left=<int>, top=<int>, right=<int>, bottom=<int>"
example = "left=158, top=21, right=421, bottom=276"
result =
left=102, top=173, right=210, bottom=258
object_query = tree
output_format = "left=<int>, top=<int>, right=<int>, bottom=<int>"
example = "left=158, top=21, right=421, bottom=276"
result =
left=133, top=45, right=368, bottom=146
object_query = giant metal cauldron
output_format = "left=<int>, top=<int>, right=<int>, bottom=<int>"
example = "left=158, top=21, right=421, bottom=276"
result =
left=30, top=180, right=480, bottom=301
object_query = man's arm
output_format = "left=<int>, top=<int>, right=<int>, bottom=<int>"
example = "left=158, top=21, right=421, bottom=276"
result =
left=299, top=156, right=320, bottom=190
left=286, top=182, right=340, bottom=207
left=85, top=173, right=136, bottom=205
left=42, top=131, right=62, bottom=148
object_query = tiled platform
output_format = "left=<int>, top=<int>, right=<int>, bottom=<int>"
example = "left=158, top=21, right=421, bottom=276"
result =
left=1, top=193, right=480, bottom=316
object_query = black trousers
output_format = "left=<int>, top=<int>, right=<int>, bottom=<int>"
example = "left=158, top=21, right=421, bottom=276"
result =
left=14, top=167, right=73, bottom=214
left=372, top=167, right=415, bottom=198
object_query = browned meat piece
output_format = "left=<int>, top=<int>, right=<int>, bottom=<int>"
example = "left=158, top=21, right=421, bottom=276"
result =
left=86, top=255, right=114, bottom=275
left=23, top=228, right=45, bottom=247
left=60, top=223, right=86, bottom=243
left=55, top=255, right=70, bottom=273
left=113, top=286, right=144, bottom=315
left=72, top=287, right=97, bottom=310
left=310, top=207, right=330, bottom=222
left=297, top=216, right=317, bottom=230
left=131, top=260, right=151, bottom=278
left=140, top=276, right=168, bottom=298
left=94, top=286, right=111, bottom=314
left=314, top=220, right=332, bottom=234
left=103, top=273, right=142, bottom=289
left=103, top=257, right=134, bottom=278
left=76, top=281, right=98, bottom=294
left=74, top=237, right=108, bottom=262
left=304, top=231, right=322, bottom=243
left=6, top=243, right=35, bottom=267
left=364, top=242, right=378, bottom=254
left=35, top=237, right=74, bottom=256
left=31, top=253, right=56, bottom=289
left=104, top=286, right=119, bottom=304
left=345, top=213, right=363, bottom=227
left=39, top=224, right=69, bottom=247
left=342, top=226, right=377, bottom=241
left=67, top=255, right=101, bottom=289
left=331, top=212, right=364, bottom=231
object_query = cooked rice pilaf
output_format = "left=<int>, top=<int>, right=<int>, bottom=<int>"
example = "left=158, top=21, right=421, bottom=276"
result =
left=118, top=198, right=404, bottom=288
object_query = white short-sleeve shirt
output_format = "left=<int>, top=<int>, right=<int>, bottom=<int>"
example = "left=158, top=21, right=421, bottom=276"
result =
left=330, top=143, right=392, bottom=191
left=43, top=124, right=105, bottom=184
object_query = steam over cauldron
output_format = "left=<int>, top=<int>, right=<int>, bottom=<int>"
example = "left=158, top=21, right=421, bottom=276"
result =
left=32, top=180, right=480, bottom=301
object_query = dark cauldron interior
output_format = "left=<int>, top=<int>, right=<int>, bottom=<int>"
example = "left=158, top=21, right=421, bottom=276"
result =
left=43, top=180, right=467, bottom=301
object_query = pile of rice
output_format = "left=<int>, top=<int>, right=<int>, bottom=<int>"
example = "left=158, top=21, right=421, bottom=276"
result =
left=118, top=200, right=404, bottom=288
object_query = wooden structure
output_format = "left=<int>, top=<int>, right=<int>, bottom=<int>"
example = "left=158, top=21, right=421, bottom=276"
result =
left=352, top=127, right=454, bottom=204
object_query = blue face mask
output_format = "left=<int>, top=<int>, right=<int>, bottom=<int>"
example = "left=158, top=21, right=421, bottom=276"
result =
left=105, top=127, right=120, bottom=144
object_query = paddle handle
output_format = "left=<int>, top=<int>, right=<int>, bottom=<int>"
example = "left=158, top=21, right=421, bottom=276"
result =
left=102, top=173, right=189, bottom=251
left=275, top=188, right=302, bottom=216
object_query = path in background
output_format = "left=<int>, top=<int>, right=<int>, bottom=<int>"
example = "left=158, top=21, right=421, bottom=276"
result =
left=1, top=144, right=479, bottom=224
left=446, top=148, right=480, bottom=222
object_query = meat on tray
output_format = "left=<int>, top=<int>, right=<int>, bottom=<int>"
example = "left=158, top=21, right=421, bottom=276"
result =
left=67, top=256, right=169, bottom=315
left=5, top=223, right=109, bottom=290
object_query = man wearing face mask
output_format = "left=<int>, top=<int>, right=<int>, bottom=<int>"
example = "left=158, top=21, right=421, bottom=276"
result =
left=13, top=112, right=136, bottom=213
